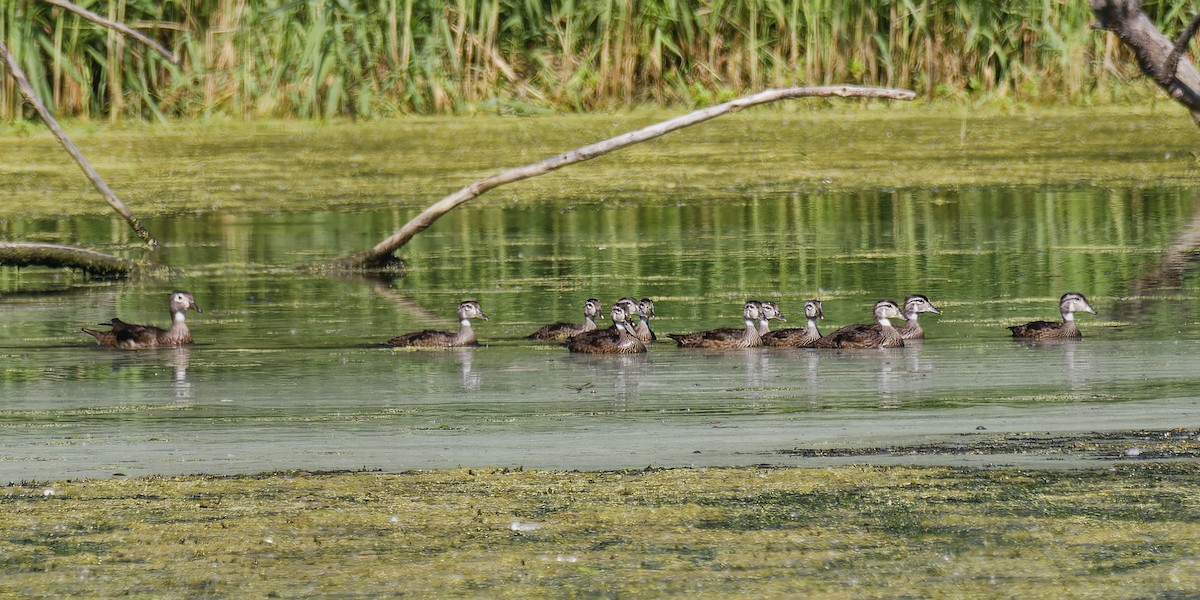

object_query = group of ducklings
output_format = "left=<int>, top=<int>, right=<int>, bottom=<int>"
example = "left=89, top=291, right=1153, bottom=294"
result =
left=80, top=290, right=1098, bottom=352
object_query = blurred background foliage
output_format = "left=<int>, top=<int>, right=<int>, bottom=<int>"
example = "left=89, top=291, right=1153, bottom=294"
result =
left=0, top=0, right=1192, bottom=121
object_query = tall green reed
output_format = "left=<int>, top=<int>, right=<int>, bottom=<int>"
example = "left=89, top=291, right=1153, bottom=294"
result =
left=0, top=0, right=1193, bottom=120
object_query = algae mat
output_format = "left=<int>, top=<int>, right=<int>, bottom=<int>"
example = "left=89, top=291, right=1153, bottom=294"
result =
left=2, top=464, right=1200, bottom=598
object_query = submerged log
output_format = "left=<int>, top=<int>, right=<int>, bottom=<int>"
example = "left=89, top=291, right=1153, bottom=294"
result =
left=330, top=85, right=916, bottom=271
left=1091, top=0, right=1200, bottom=125
left=0, top=242, right=137, bottom=276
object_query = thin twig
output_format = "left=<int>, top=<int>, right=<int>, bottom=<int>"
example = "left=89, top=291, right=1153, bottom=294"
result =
left=0, top=41, right=158, bottom=246
left=42, top=0, right=180, bottom=65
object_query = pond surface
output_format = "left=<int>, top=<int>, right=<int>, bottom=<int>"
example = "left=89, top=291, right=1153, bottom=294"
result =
left=1, top=111, right=1199, bottom=481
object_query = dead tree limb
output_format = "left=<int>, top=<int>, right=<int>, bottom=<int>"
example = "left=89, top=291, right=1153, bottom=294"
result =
left=42, top=0, right=180, bottom=65
left=1091, top=0, right=1200, bottom=125
left=0, top=41, right=158, bottom=247
left=0, top=242, right=136, bottom=276
left=330, top=85, right=916, bottom=271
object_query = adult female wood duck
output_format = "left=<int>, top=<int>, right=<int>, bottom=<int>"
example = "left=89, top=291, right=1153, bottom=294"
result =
left=813, top=299, right=905, bottom=349
left=527, top=298, right=603, bottom=340
left=388, top=301, right=488, bottom=348
left=762, top=300, right=823, bottom=347
left=1009, top=292, right=1097, bottom=339
left=565, top=303, right=648, bottom=354
left=667, top=301, right=764, bottom=348
left=82, top=291, right=202, bottom=349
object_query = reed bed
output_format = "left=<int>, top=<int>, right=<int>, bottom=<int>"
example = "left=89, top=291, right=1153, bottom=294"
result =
left=0, top=0, right=1194, bottom=120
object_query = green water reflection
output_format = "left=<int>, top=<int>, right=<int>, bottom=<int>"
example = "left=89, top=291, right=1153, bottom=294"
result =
left=1, top=185, right=1198, bottom=478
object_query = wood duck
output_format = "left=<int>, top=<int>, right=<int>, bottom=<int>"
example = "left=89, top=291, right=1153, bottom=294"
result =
left=527, top=298, right=604, bottom=340
left=894, top=294, right=942, bottom=340
left=565, top=303, right=648, bottom=354
left=813, top=299, right=905, bottom=349
left=82, top=291, right=202, bottom=349
left=757, top=301, right=787, bottom=334
left=1009, top=292, right=1097, bottom=339
left=616, top=297, right=657, bottom=342
left=388, top=300, right=488, bottom=348
left=668, top=301, right=764, bottom=348
left=762, top=299, right=823, bottom=347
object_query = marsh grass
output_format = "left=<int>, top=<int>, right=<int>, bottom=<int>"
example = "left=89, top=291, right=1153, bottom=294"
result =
left=1, top=0, right=1194, bottom=119
left=3, top=464, right=1200, bottom=597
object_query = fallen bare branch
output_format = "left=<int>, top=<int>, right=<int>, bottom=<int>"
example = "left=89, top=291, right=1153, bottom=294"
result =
left=1092, top=0, right=1200, bottom=125
left=0, top=242, right=136, bottom=276
left=330, top=85, right=916, bottom=271
left=0, top=41, right=158, bottom=247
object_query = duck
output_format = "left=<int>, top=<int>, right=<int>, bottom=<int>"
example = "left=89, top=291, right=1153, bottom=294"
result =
left=1008, top=292, right=1097, bottom=339
left=762, top=299, right=824, bottom=347
left=82, top=291, right=202, bottom=349
left=813, top=299, right=905, bottom=349
left=565, top=303, right=648, bottom=354
left=667, top=301, right=764, bottom=348
left=894, top=294, right=942, bottom=340
left=388, top=300, right=488, bottom=348
left=757, top=301, right=787, bottom=334
left=527, top=298, right=604, bottom=340
left=616, top=297, right=657, bottom=342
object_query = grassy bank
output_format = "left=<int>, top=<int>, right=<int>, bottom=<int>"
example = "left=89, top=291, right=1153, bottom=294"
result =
left=3, top=464, right=1200, bottom=597
left=0, top=0, right=1190, bottom=120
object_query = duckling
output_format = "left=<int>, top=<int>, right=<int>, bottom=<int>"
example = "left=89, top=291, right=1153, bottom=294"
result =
left=82, top=291, right=202, bottom=350
left=566, top=303, right=648, bottom=354
left=1009, top=292, right=1097, bottom=339
left=388, top=300, right=488, bottom=348
left=668, top=301, right=764, bottom=348
left=527, top=298, right=604, bottom=340
left=762, top=299, right=824, bottom=347
left=813, top=299, right=905, bottom=349
left=895, top=294, right=942, bottom=340
left=757, top=301, right=787, bottom=334
left=616, top=297, right=657, bottom=342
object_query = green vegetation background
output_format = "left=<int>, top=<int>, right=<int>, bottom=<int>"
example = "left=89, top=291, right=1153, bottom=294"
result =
left=1, top=0, right=1191, bottom=121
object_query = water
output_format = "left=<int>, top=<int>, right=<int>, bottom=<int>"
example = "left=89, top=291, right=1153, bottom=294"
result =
left=1, top=114, right=1199, bottom=481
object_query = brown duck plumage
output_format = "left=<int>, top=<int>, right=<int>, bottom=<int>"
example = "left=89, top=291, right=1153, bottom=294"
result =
left=82, top=291, right=202, bottom=350
left=616, top=297, right=657, bottom=342
left=668, top=301, right=764, bottom=348
left=388, top=301, right=489, bottom=348
left=762, top=300, right=823, bottom=347
left=861, top=294, right=942, bottom=340
left=527, top=298, right=603, bottom=340
left=757, top=301, right=787, bottom=334
left=813, top=299, right=905, bottom=349
left=1009, top=292, right=1096, bottom=339
left=566, top=303, right=648, bottom=354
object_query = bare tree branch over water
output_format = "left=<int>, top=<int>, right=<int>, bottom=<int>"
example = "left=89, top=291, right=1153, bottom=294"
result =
left=1092, top=0, right=1200, bottom=125
left=330, top=85, right=916, bottom=272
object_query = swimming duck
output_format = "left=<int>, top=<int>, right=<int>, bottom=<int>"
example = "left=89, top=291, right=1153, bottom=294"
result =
left=757, top=301, right=787, bottom=334
left=762, top=299, right=824, bottom=347
left=813, top=299, right=905, bottom=349
left=667, top=301, right=764, bottom=348
left=82, top=291, right=202, bottom=349
left=894, top=294, right=942, bottom=340
left=388, top=300, right=489, bottom=348
left=527, top=298, right=604, bottom=340
left=616, top=297, right=657, bottom=342
left=565, top=303, right=648, bottom=354
left=1008, top=292, right=1097, bottom=339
